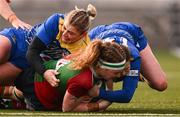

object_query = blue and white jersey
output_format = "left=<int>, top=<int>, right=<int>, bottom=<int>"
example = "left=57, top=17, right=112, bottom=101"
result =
left=0, top=13, right=69, bottom=69
left=35, top=13, right=71, bottom=60
left=89, top=22, right=147, bottom=103
left=0, top=24, right=40, bottom=69
left=89, top=22, right=148, bottom=52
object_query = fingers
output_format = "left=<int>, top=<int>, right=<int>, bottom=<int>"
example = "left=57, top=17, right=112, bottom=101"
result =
left=16, top=23, right=32, bottom=30
left=49, top=74, right=60, bottom=87
left=54, top=70, right=60, bottom=75
left=44, top=70, right=60, bottom=87
left=12, top=19, right=32, bottom=30
left=50, top=75, right=60, bottom=87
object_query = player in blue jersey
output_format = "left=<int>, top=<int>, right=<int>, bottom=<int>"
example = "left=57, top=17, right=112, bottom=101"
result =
left=0, top=4, right=96, bottom=86
left=88, top=22, right=167, bottom=103
left=0, top=24, right=40, bottom=85
left=26, top=4, right=97, bottom=88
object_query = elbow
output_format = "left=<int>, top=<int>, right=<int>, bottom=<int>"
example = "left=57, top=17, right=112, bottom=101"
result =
left=124, top=92, right=133, bottom=103
left=120, top=95, right=132, bottom=103
left=123, top=96, right=132, bottom=103
left=62, top=108, right=69, bottom=112
left=62, top=103, right=74, bottom=112
left=62, top=106, right=73, bottom=112
left=118, top=92, right=133, bottom=103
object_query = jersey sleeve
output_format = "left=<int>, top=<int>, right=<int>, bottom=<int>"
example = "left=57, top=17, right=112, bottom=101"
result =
left=36, top=13, right=64, bottom=45
left=88, top=25, right=107, bottom=40
left=66, top=69, right=93, bottom=98
left=129, top=23, right=148, bottom=51
left=98, top=58, right=140, bottom=103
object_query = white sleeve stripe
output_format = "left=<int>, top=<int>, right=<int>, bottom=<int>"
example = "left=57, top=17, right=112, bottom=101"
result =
left=127, top=70, right=139, bottom=76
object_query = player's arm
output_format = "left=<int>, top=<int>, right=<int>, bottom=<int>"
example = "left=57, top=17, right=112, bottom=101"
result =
left=98, top=58, right=140, bottom=103
left=75, top=80, right=114, bottom=111
left=0, top=0, right=14, bottom=21
left=26, top=14, right=61, bottom=87
left=0, top=0, right=31, bottom=29
left=62, top=91, right=111, bottom=112
left=62, top=80, right=113, bottom=112
left=27, top=13, right=61, bottom=75
left=26, top=37, right=47, bottom=75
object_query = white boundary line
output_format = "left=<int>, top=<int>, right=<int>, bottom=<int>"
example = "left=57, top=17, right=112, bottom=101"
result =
left=0, top=112, right=180, bottom=116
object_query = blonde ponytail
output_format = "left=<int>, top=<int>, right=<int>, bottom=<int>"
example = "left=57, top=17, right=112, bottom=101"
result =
left=86, top=4, right=97, bottom=20
left=70, top=39, right=102, bottom=70
left=66, top=4, right=97, bottom=33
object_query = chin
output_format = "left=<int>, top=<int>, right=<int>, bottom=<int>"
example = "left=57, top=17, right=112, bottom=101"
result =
left=62, top=39, right=69, bottom=44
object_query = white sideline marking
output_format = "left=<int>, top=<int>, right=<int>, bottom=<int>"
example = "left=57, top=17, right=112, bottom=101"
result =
left=0, top=112, right=180, bottom=116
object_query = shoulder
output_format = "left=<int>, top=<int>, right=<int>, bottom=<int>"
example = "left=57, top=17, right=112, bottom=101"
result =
left=46, top=13, right=65, bottom=21
left=70, top=68, right=93, bottom=89
left=66, top=68, right=94, bottom=97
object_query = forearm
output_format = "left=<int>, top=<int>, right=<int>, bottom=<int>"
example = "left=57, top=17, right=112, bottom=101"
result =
left=99, top=89, right=133, bottom=103
left=72, top=100, right=111, bottom=112
left=99, top=77, right=138, bottom=103
left=26, top=37, right=47, bottom=75
left=0, top=0, right=14, bottom=20
left=99, top=59, right=140, bottom=103
left=63, top=91, right=111, bottom=112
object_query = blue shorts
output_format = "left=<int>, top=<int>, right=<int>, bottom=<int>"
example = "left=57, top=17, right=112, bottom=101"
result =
left=0, top=28, right=29, bottom=69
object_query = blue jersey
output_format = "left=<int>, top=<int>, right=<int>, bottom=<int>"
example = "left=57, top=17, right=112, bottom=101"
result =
left=36, top=13, right=90, bottom=60
left=89, top=22, right=147, bottom=103
left=89, top=22, right=148, bottom=52
left=0, top=13, right=90, bottom=69
left=36, top=13, right=70, bottom=60
left=0, top=25, right=40, bottom=69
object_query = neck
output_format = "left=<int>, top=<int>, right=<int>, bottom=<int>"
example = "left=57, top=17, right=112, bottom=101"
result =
left=90, top=67, right=102, bottom=79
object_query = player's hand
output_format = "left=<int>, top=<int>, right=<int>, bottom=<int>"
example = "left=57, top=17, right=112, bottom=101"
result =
left=88, top=84, right=100, bottom=97
left=98, top=100, right=111, bottom=111
left=44, top=69, right=60, bottom=87
left=11, top=17, right=32, bottom=29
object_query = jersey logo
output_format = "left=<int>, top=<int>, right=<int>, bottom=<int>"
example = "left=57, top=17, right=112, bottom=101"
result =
left=127, top=70, right=139, bottom=76
left=119, top=37, right=128, bottom=47
left=55, top=59, right=70, bottom=71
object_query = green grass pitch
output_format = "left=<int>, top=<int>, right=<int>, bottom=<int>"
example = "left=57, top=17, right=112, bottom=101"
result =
left=0, top=50, right=180, bottom=116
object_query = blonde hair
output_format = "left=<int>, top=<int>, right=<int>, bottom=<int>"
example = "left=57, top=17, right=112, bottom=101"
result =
left=69, top=39, right=131, bottom=70
left=65, top=4, right=97, bottom=34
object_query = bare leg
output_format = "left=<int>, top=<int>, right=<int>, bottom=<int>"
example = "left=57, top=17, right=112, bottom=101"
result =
left=0, top=35, right=22, bottom=85
left=0, top=86, right=23, bottom=101
left=0, top=35, right=11, bottom=64
left=140, top=44, right=167, bottom=91
left=0, top=62, right=22, bottom=85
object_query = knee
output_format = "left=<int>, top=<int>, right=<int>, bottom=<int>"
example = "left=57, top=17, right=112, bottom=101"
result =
left=155, top=75, right=168, bottom=92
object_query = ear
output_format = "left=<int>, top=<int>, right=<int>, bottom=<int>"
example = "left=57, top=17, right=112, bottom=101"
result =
left=81, top=32, right=87, bottom=37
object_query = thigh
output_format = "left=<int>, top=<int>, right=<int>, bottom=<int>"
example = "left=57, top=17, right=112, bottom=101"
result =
left=0, top=62, right=22, bottom=85
left=0, top=35, right=12, bottom=64
left=140, top=44, right=166, bottom=84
